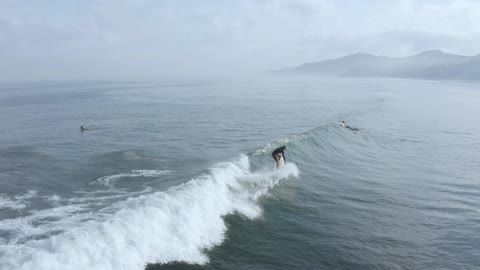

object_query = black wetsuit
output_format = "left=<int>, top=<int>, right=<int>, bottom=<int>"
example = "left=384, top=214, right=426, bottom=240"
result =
left=343, top=123, right=359, bottom=131
left=271, top=147, right=286, bottom=163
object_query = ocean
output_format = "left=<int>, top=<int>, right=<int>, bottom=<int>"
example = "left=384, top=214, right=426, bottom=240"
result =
left=0, top=77, right=479, bottom=270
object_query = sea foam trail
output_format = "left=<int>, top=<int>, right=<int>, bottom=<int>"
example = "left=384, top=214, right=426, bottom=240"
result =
left=0, top=190, right=38, bottom=210
left=0, top=195, right=26, bottom=210
left=94, top=170, right=171, bottom=187
left=0, top=155, right=298, bottom=270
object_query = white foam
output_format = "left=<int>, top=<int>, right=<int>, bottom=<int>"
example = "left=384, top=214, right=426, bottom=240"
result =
left=94, top=170, right=171, bottom=187
left=122, top=151, right=143, bottom=160
left=14, top=190, right=37, bottom=200
left=0, top=190, right=38, bottom=211
left=0, top=195, right=26, bottom=210
left=0, top=155, right=298, bottom=270
left=67, top=186, right=153, bottom=204
left=0, top=190, right=156, bottom=241
left=45, top=195, right=62, bottom=202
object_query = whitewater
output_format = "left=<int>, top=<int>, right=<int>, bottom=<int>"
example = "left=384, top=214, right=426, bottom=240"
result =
left=1, top=152, right=298, bottom=269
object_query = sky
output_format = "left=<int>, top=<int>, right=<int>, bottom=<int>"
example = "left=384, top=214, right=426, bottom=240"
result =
left=1, top=0, right=480, bottom=80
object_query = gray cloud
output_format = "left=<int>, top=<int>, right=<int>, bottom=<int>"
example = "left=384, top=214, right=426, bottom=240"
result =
left=1, top=0, right=480, bottom=80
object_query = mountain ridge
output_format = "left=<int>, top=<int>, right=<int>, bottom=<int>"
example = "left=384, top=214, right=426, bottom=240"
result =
left=287, top=50, right=480, bottom=81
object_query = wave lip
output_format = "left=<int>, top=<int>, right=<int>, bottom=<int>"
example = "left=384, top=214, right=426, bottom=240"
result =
left=1, top=155, right=298, bottom=270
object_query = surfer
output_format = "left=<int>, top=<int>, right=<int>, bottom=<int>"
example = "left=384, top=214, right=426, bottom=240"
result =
left=80, top=126, right=87, bottom=132
left=272, top=145, right=287, bottom=169
left=341, top=121, right=359, bottom=131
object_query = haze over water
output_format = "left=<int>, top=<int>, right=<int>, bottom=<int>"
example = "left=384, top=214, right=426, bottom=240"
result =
left=0, top=77, right=479, bottom=270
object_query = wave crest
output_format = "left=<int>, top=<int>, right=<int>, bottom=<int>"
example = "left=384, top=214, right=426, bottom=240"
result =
left=1, top=155, right=298, bottom=270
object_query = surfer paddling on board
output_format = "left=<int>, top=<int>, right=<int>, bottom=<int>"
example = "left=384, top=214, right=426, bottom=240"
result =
left=80, top=126, right=88, bottom=132
left=272, top=145, right=287, bottom=169
left=341, top=121, right=359, bottom=131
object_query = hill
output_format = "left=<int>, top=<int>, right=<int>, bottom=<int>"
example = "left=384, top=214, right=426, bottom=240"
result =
left=290, top=50, right=480, bottom=81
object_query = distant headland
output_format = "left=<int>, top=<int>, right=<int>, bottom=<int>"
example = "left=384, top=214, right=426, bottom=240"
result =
left=277, top=50, right=480, bottom=81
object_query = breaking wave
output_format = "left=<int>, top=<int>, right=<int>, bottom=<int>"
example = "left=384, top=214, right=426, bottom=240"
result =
left=0, top=155, right=298, bottom=270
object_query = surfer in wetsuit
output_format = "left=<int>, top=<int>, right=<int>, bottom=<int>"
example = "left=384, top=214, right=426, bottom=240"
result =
left=341, top=121, right=359, bottom=131
left=272, top=145, right=287, bottom=169
left=80, top=126, right=87, bottom=132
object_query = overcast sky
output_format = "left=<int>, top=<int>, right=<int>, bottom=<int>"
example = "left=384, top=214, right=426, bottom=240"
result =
left=1, top=0, right=480, bottom=80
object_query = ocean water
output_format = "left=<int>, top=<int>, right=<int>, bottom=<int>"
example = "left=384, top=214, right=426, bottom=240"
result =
left=0, top=77, right=479, bottom=270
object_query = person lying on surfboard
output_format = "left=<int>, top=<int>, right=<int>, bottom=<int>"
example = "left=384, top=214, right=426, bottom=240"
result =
left=341, top=121, right=359, bottom=131
left=272, top=145, right=287, bottom=169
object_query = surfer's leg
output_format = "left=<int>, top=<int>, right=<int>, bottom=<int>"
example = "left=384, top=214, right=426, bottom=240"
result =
left=274, top=154, right=282, bottom=168
left=277, top=155, right=285, bottom=167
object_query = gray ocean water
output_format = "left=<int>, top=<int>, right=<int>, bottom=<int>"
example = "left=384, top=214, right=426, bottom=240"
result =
left=0, top=77, right=479, bottom=270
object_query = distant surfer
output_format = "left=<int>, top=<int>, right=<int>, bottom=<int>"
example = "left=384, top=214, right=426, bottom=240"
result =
left=272, top=145, right=287, bottom=169
left=341, top=121, right=359, bottom=131
left=80, top=126, right=87, bottom=132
